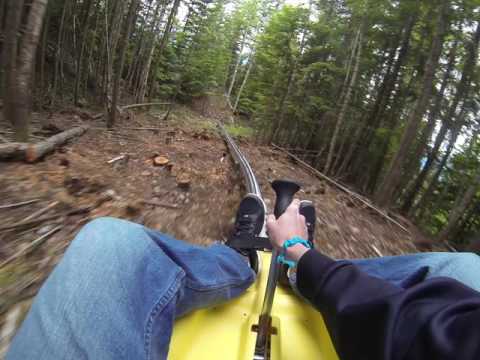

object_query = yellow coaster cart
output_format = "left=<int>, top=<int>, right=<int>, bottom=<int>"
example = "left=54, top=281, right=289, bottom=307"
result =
left=169, top=126, right=339, bottom=360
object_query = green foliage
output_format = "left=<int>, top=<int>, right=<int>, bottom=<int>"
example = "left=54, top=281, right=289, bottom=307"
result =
left=225, top=124, right=255, bottom=139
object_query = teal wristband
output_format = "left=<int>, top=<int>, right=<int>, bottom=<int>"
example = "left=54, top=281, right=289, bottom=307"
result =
left=276, top=236, right=312, bottom=268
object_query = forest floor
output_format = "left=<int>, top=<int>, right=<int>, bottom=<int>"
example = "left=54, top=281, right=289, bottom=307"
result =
left=0, top=103, right=440, bottom=356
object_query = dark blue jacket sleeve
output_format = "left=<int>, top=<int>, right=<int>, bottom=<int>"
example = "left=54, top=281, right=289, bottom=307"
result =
left=296, top=249, right=480, bottom=360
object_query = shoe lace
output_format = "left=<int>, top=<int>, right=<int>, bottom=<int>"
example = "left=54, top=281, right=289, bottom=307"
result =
left=235, top=215, right=255, bottom=235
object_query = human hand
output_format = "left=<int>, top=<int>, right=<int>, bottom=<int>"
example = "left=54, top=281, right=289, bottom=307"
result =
left=266, top=199, right=309, bottom=262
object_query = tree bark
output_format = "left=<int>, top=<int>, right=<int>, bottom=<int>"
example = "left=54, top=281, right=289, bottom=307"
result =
left=3, top=0, right=25, bottom=129
left=374, top=2, right=449, bottom=207
left=11, top=0, right=49, bottom=141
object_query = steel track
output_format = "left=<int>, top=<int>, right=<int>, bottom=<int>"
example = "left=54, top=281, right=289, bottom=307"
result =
left=218, top=123, right=279, bottom=360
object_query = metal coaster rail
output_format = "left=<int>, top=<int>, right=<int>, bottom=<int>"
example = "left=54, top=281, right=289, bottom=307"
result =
left=217, top=122, right=282, bottom=360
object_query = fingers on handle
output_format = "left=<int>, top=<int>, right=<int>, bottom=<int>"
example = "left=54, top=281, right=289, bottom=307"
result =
left=286, top=199, right=300, bottom=214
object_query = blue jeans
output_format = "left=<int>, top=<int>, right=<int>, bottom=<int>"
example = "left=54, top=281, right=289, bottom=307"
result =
left=7, top=217, right=480, bottom=359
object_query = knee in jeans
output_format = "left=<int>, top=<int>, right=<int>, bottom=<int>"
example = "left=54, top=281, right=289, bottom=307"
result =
left=74, top=216, right=142, bottom=253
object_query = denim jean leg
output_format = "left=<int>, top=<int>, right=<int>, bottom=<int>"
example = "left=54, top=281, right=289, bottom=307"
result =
left=7, top=217, right=254, bottom=360
left=351, top=252, right=480, bottom=291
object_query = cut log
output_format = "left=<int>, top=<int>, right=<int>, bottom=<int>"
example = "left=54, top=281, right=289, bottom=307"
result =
left=121, top=102, right=170, bottom=111
left=153, top=156, right=169, bottom=166
left=25, top=126, right=88, bottom=162
left=176, top=173, right=191, bottom=189
left=0, top=143, right=29, bottom=160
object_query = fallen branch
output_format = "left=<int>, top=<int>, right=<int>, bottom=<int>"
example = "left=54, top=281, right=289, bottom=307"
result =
left=0, top=215, right=61, bottom=232
left=0, top=202, right=59, bottom=231
left=121, top=102, right=170, bottom=110
left=0, top=143, right=29, bottom=160
left=142, top=200, right=179, bottom=209
left=26, top=126, right=88, bottom=162
left=107, top=155, right=127, bottom=164
left=0, top=127, right=88, bottom=162
left=22, top=201, right=59, bottom=223
left=0, top=226, right=62, bottom=269
left=272, top=143, right=411, bottom=235
left=0, top=199, right=41, bottom=210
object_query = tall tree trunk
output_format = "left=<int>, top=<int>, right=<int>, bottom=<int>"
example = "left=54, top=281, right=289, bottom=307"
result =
left=52, top=0, right=69, bottom=101
left=4, top=0, right=48, bottom=141
left=227, top=33, right=246, bottom=99
left=108, top=0, right=139, bottom=127
left=38, top=2, right=50, bottom=96
left=324, top=25, right=362, bottom=174
left=83, top=1, right=100, bottom=97
left=404, top=41, right=457, bottom=174
left=3, top=0, right=25, bottom=129
left=374, top=2, right=449, bottom=207
left=437, top=168, right=480, bottom=241
left=73, top=0, right=94, bottom=105
left=125, top=0, right=154, bottom=88
left=102, top=0, right=125, bottom=101
left=233, top=56, right=254, bottom=112
left=136, top=0, right=174, bottom=103
left=130, top=0, right=162, bottom=95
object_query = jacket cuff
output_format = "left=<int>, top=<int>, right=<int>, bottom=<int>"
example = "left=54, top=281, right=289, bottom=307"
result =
left=297, top=249, right=336, bottom=301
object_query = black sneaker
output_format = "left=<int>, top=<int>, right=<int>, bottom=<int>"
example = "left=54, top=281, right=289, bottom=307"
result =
left=226, top=194, right=265, bottom=273
left=299, top=200, right=316, bottom=246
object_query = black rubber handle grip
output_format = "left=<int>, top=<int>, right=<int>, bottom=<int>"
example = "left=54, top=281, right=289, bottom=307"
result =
left=271, top=180, right=301, bottom=219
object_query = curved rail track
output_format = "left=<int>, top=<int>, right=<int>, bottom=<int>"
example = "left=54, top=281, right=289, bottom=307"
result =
left=217, top=123, right=283, bottom=360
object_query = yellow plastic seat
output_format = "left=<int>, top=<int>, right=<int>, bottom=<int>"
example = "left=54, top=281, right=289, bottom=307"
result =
left=169, top=252, right=339, bottom=359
